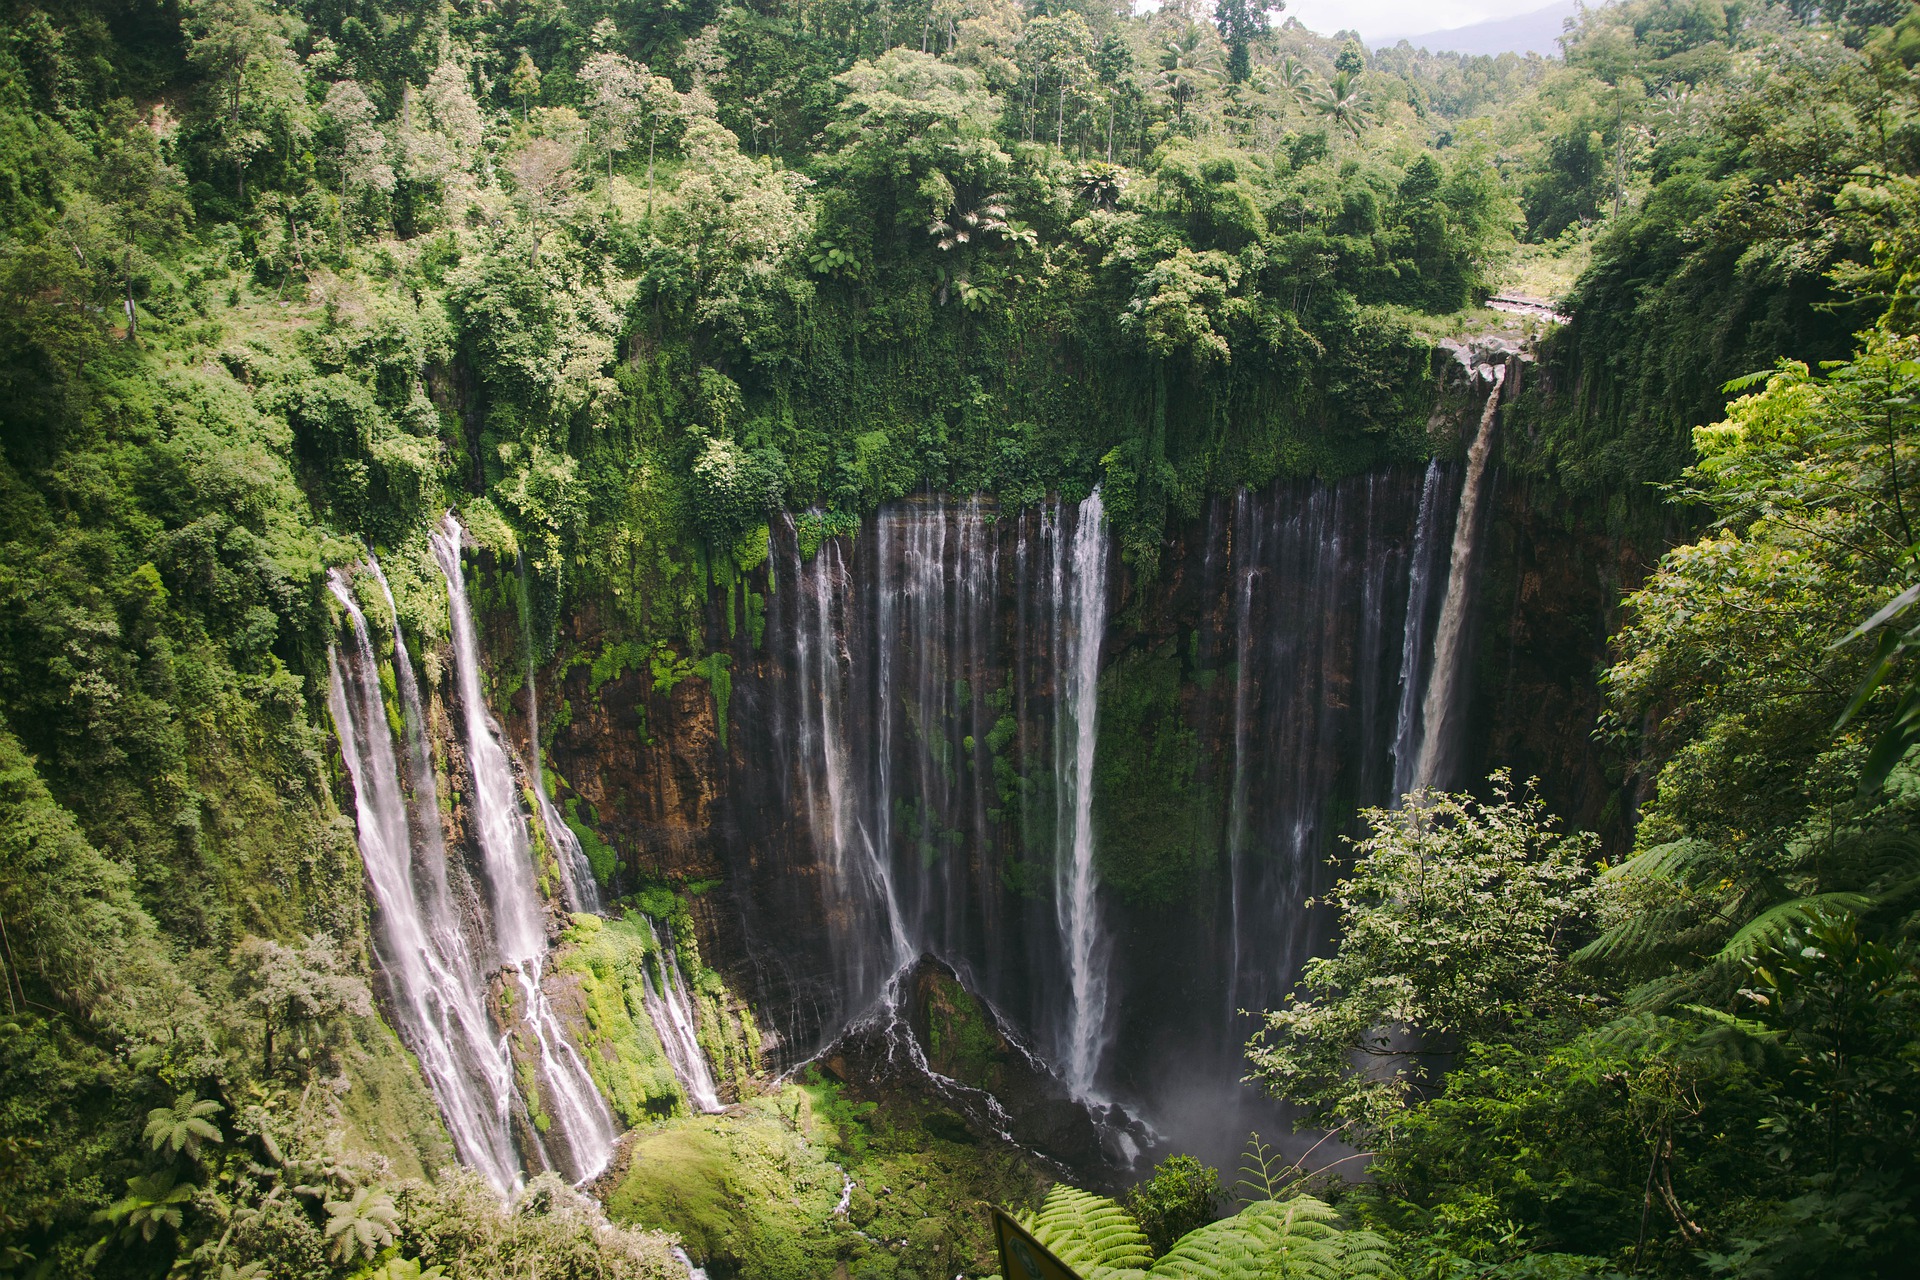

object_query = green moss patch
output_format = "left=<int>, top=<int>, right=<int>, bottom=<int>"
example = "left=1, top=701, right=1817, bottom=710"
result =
left=607, top=1079, right=1047, bottom=1280
left=555, top=912, right=687, bottom=1124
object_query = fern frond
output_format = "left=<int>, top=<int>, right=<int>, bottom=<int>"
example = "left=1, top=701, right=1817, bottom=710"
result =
left=1023, top=1185, right=1154, bottom=1275
left=1714, top=892, right=1871, bottom=962
left=1848, top=832, right=1920, bottom=887
left=1585, top=1010, right=1686, bottom=1054
left=1574, top=903, right=1698, bottom=965
left=1235, top=1132, right=1289, bottom=1203
left=1149, top=1197, right=1360, bottom=1280
left=1596, top=838, right=1718, bottom=885
left=1328, top=1227, right=1399, bottom=1278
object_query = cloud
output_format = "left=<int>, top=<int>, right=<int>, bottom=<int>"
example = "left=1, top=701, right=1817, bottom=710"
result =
left=1274, top=0, right=1550, bottom=41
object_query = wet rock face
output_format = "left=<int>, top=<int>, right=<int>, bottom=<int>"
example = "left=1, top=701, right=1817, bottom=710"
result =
left=816, top=956, right=1141, bottom=1183
left=512, top=343, right=1655, bottom=1165
left=527, top=478, right=1457, bottom=1170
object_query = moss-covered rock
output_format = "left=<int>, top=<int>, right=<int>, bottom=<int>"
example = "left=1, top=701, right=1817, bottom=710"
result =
left=555, top=912, right=686, bottom=1123
left=917, top=967, right=1009, bottom=1094
left=606, top=1091, right=846, bottom=1280
left=608, top=1079, right=1049, bottom=1280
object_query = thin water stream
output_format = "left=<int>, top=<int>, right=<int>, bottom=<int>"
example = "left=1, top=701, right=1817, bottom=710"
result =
left=1048, top=491, right=1111, bottom=1099
left=1414, top=370, right=1506, bottom=794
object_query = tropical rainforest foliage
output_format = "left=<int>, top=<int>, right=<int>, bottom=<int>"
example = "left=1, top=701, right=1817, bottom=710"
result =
left=1244, top=282, right=1920, bottom=1271
left=5, top=0, right=1920, bottom=1275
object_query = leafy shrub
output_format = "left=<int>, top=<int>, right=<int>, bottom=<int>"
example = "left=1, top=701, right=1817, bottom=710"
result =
left=1124, top=1155, right=1223, bottom=1256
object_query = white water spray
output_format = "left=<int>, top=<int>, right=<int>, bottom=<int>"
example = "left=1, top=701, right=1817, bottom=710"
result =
left=640, top=917, right=724, bottom=1114
left=793, top=527, right=913, bottom=995
left=1391, top=460, right=1448, bottom=801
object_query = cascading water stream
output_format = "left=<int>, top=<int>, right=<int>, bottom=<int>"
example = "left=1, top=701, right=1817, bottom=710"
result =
left=699, top=471, right=1494, bottom=1168
left=1050, top=491, right=1111, bottom=1099
left=792, top=525, right=913, bottom=1009
left=431, top=514, right=619, bottom=1184
left=1390, top=460, right=1448, bottom=801
left=1224, top=489, right=1263, bottom=1020
left=325, top=569, right=523, bottom=1194
left=1413, top=368, right=1505, bottom=794
left=519, top=581, right=602, bottom=916
left=640, top=917, right=724, bottom=1114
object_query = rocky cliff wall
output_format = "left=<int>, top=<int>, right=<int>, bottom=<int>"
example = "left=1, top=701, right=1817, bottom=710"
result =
left=473, top=334, right=1663, bottom=1167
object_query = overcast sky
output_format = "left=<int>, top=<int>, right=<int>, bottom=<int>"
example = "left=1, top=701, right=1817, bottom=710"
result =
left=1270, top=0, right=1560, bottom=41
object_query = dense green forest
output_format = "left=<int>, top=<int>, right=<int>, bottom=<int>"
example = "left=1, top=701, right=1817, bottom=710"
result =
left=5, top=0, right=1920, bottom=1276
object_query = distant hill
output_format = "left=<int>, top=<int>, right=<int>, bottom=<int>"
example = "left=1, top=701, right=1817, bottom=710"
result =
left=1372, top=0, right=1581, bottom=57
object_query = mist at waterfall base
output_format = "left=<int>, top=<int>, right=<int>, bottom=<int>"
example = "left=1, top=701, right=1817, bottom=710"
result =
left=706, top=450, right=1493, bottom=1179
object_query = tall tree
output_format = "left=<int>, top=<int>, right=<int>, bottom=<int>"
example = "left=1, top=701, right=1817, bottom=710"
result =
left=1214, top=0, right=1277, bottom=84
left=182, top=0, right=305, bottom=203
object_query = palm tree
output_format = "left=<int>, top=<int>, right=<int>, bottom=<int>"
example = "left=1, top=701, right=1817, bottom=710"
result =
left=1076, top=162, right=1128, bottom=210
left=1158, top=24, right=1222, bottom=125
left=1316, top=70, right=1370, bottom=140
left=1274, top=56, right=1315, bottom=113
left=928, top=193, right=1012, bottom=251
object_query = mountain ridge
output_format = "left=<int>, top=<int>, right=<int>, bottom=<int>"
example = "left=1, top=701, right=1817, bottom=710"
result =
left=1371, top=0, right=1580, bottom=56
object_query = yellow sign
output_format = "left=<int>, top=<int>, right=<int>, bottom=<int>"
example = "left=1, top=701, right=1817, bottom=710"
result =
left=993, top=1208, right=1084, bottom=1280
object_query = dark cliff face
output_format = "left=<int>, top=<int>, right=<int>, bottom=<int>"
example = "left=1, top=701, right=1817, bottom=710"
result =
left=511, top=340, right=1659, bottom=1167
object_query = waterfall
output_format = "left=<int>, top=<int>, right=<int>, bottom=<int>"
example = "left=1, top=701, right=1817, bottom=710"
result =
left=779, top=495, right=1114, bottom=1098
left=325, top=568, right=523, bottom=1194
left=793, top=524, right=912, bottom=1011
left=641, top=918, right=724, bottom=1114
left=520, top=586, right=602, bottom=915
left=1224, top=489, right=1264, bottom=1020
left=713, top=474, right=1487, bottom=1168
left=874, top=496, right=999, bottom=962
left=431, top=514, right=619, bottom=1184
left=1390, top=460, right=1448, bottom=800
left=1050, top=490, right=1111, bottom=1099
left=1220, top=485, right=1361, bottom=1030
left=1413, top=369, right=1505, bottom=795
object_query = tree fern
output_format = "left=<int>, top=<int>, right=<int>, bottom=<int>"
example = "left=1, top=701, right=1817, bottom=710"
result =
left=1148, top=1197, right=1397, bottom=1280
left=1714, top=891, right=1874, bottom=962
left=1021, top=1185, right=1155, bottom=1276
left=1006, top=1187, right=1397, bottom=1280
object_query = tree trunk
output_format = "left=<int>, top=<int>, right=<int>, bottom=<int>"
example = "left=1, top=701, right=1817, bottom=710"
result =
left=123, top=252, right=137, bottom=344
